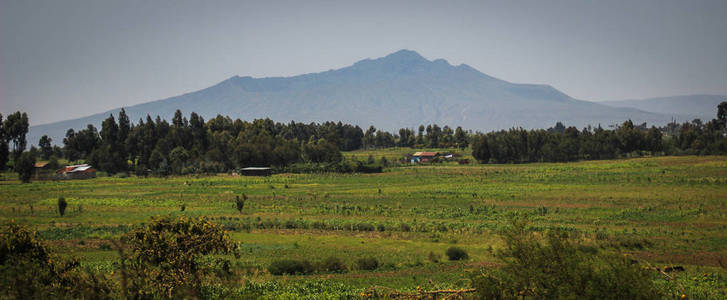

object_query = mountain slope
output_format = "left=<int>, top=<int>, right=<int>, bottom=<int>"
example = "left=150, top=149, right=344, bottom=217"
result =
left=30, top=49, right=669, bottom=145
left=600, top=95, right=726, bottom=122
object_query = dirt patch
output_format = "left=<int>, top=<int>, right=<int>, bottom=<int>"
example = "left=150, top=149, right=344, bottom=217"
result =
left=310, top=261, right=501, bottom=280
left=46, top=238, right=113, bottom=251
left=647, top=221, right=721, bottom=229
left=630, top=250, right=727, bottom=267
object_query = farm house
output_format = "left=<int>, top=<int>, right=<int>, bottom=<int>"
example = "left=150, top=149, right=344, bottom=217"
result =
left=240, top=167, right=272, bottom=176
left=33, top=162, right=55, bottom=180
left=411, top=152, right=438, bottom=163
left=56, top=164, right=97, bottom=180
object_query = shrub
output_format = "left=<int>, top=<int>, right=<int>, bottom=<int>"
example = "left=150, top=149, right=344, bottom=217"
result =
left=428, top=251, right=441, bottom=263
left=0, top=222, right=114, bottom=298
left=399, top=223, right=411, bottom=232
left=236, top=194, right=246, bottom=213
left=312, top=221, right=327, bottom=230
left=320, top=256, right=347, bottom=273
left=15, top=152, right=35, bottom=183
left=356, top=257, right=379, bottom=270
left=354, top=222, right=375, bottom=231
left=471, top=217, right=659, bottom=299
left=445, top=247, right=469, bottom=261
left=120, top=216, right=238, bottom=298
left=268, top=259, right=314, bottom=275
left=57, top=197, right=67, bottom=217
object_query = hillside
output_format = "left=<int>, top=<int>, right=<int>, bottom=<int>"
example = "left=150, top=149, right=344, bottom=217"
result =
left=600, top=94, right=726, bottom=122
left=29, top=50, right=668, bottom=145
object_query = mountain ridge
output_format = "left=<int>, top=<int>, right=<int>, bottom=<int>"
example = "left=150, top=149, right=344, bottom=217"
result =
left=29, top=49, right=674, bottom=145
left=600, top=94, right=726, bottom=122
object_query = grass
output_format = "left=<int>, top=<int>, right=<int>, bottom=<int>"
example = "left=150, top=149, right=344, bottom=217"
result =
left=1, top=154, right=727, bottom=297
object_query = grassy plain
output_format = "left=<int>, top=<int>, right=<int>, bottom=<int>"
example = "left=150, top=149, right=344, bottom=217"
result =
left=1, top=154, right=727, bottom=298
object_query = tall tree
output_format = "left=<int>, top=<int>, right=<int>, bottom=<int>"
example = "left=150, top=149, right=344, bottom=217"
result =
left=38, top=135, right=53, bottom=160
left=472, top=135, right=490, bottom=163
left=3, top=112, right=29, bottom=161
left=100, top=114, right=119, bottom=147
left=96, top=114, right=127, bottom=173
left=454, top=126, right=468, bottom=149
left=416, top=125, right=425, bottom=145
left=363, top=126, right=377, bottom=149
left=616, top=120, right=643, bottom=154
left=118, top=108, right=131, bottom=159
left=0, top=113, right=8, bottom=169
left=718, top=101, right=727, bottom=129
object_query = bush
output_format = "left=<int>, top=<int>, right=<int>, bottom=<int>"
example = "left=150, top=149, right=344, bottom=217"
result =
left=355, top=257, right=379, bottom=270
left=120, top=216, right=238, bottom=298
left=57, top=197, right=68, bottom=217
left=235, top=194, right=246, bottom=213
left=445, top=247, right=469, bottom=261
left=354, top=222, right=375, bottom=231
left=268, top=259, right=314, bottom=275
left=428, top=251, right=441, bottom=263
left=0, top=222, right=114, bottom=298
left=320, top=256, right=347, bottom=273
left=471, top=217, right=659, bottom=299
left=15, top=152, right=35, bottom=183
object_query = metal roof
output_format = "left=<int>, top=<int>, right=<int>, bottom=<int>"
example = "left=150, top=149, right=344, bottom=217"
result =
left=241, top=167, right=271, bottom=170
left=69, top=166, right=92, bottom=172
left=58, top=164, right=95, bottom=173
left=413, top=152, right=438, bottom=157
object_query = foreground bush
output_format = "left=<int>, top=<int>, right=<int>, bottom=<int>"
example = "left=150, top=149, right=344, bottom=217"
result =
left=320, top=256, right=347, bottom=273
left=471, top=217, right=660, bottom=299
left=0, top=222, right=114, bottom=299
left=120, top=215, right=239, bottom=298
left=356, top=257, right=379, bottom=270
left=268, top=259, right=314, bottom=275
left=445, top=247, right=469, bottom=261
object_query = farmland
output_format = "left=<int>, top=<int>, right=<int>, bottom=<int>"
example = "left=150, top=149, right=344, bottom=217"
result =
left=2, top=153, right=727, bottom=298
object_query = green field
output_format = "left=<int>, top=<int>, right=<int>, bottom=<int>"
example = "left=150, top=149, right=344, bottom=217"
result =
left=2, top=154, right=727, bottom=298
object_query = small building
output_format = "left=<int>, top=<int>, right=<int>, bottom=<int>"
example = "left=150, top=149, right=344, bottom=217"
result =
left=411, top=152, right=439, bottom=163
left=240, top=167, right=272, bottom=176
left=33, top=162, right=55, bottom=180
left=56, top=164, right=97, bottom=180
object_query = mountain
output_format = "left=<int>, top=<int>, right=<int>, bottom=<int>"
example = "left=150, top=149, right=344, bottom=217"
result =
left=30, top=49, right=671, bottom=145
left=600, top=95, right=726, bottom=122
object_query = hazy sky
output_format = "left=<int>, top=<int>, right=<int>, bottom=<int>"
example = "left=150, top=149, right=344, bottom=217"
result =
left=2, top=0, right=726, bottom=125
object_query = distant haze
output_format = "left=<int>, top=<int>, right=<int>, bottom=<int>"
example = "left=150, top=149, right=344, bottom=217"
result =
left=2, top=0, right=727, bottom=126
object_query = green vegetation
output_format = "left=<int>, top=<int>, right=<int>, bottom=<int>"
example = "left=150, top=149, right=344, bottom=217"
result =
left=355, top=257, right=379, bottom=271
left=472, top=217, right=658, bottom=299
left=1, top=155, right=727, bottom=298
left=120, top=216, right=238, bottom=298
left=446, top=247, right=469, bottom=261
left=14, top=152, right=34, bottom=183
left=57, top=197, right=67, bottom=217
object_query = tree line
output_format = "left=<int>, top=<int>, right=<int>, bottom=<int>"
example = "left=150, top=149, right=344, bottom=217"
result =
left=59, top=110, right=476, bottom=175
left=472, top=102, right=727, bottom=163
left=1, top=101, right=725, bottom=178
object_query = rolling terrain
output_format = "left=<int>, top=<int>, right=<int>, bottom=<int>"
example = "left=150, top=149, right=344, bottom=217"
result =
left=1, top=154, right=726, bottom=298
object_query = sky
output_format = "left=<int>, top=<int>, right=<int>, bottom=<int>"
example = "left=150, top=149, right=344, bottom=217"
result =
left=1, top=0, right=726, bottom=126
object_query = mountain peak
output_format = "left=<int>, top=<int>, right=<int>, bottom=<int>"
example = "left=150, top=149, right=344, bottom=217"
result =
left=384, top=49, right=426, bottom=61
